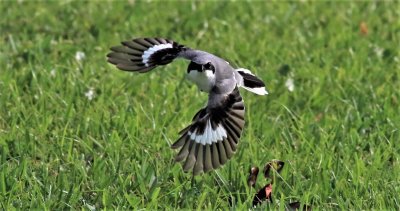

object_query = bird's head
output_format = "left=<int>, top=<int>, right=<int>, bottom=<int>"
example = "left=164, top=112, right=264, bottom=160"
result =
left=187, top=61, right=215, bottom=73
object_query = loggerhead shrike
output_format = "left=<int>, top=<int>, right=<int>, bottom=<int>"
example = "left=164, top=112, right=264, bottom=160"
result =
left=107, top=38, right=268, bottom=175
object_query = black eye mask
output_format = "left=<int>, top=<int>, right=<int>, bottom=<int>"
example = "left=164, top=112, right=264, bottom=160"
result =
left=187, top=61, right=203, bottom=73
left=202, top=62, right=215, bottom=73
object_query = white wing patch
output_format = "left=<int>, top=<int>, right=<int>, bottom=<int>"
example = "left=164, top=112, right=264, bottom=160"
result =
left=142, top=43, right=173, bottom=66
left=236, top=68, right=269, bottom=95
left=188, top=120, right=227, bottom=145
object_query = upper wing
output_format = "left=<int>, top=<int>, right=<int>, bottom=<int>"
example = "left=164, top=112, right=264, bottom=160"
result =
left=106, top=38, right=187, bottom=72
left=171, top=87, right=245, bottom=175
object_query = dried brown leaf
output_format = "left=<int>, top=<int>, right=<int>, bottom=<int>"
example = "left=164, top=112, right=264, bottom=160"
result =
left=247, top=166, right=259, bottom=188
left=252, top=183, right=272, bottom=207
left=264, top=160, right=285, bottom=179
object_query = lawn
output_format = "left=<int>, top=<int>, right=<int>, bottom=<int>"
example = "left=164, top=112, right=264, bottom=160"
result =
left=0, top=1, right=399, bottom=209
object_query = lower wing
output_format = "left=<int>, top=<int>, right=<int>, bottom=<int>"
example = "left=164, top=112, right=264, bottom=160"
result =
left=171, top=87, right=245, bottom=175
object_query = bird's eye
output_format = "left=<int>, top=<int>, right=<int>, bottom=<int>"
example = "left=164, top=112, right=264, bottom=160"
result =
left=203, top=62, right=215, bottom=73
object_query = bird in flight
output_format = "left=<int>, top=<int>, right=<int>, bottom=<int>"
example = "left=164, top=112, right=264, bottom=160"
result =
left=107, top=38, right=268, bottom=175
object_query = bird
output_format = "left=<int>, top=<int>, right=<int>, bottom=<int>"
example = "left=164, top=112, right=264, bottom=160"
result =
left=106, top=38, right=268, bottom=175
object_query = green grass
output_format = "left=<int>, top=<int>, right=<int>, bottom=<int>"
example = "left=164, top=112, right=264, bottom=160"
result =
left=1, top=1, right=399, bottom=209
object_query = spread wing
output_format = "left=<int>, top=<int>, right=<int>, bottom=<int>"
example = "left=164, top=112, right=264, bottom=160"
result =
left=171, top=87, right=245, bottom=175
left=106, top=38, right=188, bottom=72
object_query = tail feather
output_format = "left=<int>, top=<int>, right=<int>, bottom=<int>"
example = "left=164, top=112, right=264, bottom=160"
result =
left=107, top=38, right=185, bottom=72
left=236, top=68, right=268, bottom=95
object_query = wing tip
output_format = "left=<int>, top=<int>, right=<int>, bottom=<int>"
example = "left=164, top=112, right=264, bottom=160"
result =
left=241, top=86, right=269, bottom=95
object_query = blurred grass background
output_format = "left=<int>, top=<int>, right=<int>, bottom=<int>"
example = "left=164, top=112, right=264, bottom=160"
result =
left=0, top=1, right=399, bottom=209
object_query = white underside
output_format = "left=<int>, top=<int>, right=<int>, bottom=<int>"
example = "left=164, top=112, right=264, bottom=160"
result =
left=142, top=43, right=173, bottom=66
left=188, top=120, right=227, bottom=145
left=186, top=69, right=215, bottom=92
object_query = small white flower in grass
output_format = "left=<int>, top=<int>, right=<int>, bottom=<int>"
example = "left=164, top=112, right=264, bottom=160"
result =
left=85, top=88, right=95, bottom=101
left=370, top=43, right=384, bottom=58
left=374, top=46, right=384, bottom=58
left=285, top=77, right=295, bottom=92
left=50, top=69, right=56, bottom=77
left=75, top=51, right=86, bottom=62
